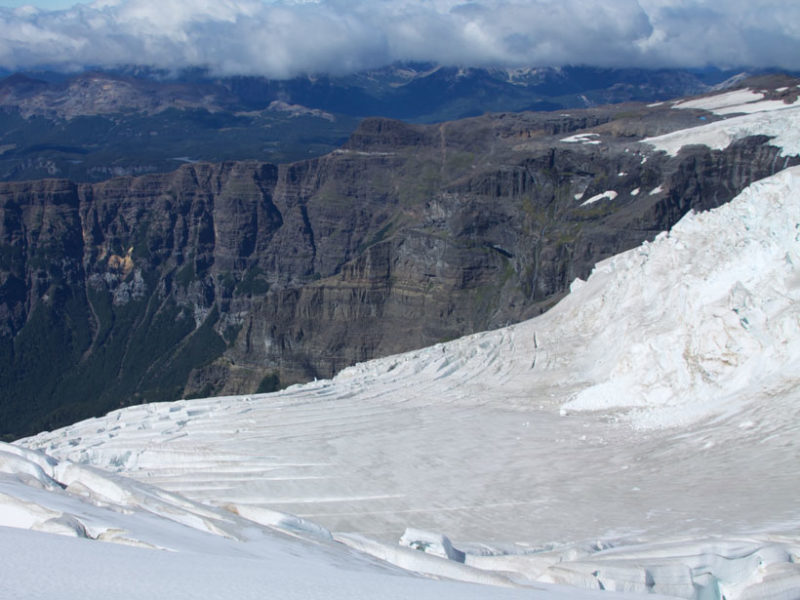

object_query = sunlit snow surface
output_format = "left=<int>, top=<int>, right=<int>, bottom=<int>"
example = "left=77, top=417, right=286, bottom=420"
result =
left=672, top=87, right=799, bottom=116
left=672, top=88, right=766, bottom=112
left=646, top=90, right=800, bottom=158
left=580, top=190, right=618, bottom=206
left=6, top=99, right=800, bottom=597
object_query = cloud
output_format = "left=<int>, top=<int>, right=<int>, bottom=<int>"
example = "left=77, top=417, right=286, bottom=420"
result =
left=0, top=0, right=797, bottom=77
left=637, top=0, right=800, bottom=70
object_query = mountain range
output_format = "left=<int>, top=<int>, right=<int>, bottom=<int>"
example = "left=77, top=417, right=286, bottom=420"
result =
left=0, top=64, right=744, bottom=182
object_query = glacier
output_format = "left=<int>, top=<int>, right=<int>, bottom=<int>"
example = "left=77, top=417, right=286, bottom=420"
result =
left=3, top=89, right=800, bottom=598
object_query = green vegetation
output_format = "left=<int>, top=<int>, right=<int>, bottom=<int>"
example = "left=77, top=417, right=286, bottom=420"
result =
left=174, top=262, right=195, bottom=288
left=255, top=371, right=281, bottom=394
left=0, top=284, right=94, bottom=438
left=358, top=219, right=397, bottom=253
left=0, top=109, right=358, bottom=183
left=0, top=275, right=229, bottom=440
left=444, top=150, right=475, bottom=177
left=218, top=272, right=237, bottom=297
left=236, top=266, right=270, bottom=296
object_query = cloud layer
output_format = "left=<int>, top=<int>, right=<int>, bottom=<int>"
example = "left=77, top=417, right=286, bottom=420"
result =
left=1, top=0, right=798, bottom=77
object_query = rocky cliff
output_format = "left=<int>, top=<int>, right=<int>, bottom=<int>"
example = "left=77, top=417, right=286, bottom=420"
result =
left=1, top=84, right=798, bottom=439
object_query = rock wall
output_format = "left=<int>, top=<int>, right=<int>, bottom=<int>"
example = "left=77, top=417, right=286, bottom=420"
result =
left=1, top=105, right=796, bottom=437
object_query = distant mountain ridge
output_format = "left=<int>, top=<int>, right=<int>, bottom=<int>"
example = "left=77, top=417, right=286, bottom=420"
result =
left=1, top=63, right=738, bottom=120
left=0, top=64, right=743, bottom=183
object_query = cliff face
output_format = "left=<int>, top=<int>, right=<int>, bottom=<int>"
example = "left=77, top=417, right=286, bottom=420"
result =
left=1, top=100, right=797, bottom=438
left=230, top=126, right=793, bottom=391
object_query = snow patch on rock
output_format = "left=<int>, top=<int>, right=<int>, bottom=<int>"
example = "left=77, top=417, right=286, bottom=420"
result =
left=580, top=190, right=618, bottom=206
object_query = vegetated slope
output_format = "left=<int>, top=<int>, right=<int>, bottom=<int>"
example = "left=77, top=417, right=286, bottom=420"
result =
left=1, top=78, right=799, bottom=438
left=13, top=164, right=800, bottom=599
left=0, top=65, right=733, bottom=183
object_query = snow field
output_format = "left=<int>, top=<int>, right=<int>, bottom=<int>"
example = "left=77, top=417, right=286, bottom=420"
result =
left=560, top=132, right=601, bottom=144
left=561, top=166, right=800, bottom=427
left=672, top=88, right=766, bottom=112
left=0, top=442, right=674, bottom=600
left=672, top=87, right=799, bottom=116
left=644, top=103, right=800, bottom=157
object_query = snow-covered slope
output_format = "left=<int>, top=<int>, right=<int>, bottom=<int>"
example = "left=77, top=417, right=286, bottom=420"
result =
left=5, top=90, right=800, bottom=599
left=672, top=87, right=798, bottom=115
left=645, top=87, right=800, bottom=157
left=3, top=442, right=621, bottom=600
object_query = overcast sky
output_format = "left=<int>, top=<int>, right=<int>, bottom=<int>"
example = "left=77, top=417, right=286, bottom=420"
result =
left=0, top=0, right=798, bottom=77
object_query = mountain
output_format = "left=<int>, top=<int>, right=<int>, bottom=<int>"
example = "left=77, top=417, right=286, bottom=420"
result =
left=0, top=65, right=741, bottom=183
left=2, top=77, right=798, bottom=439
left=5, top=160, right=800, bottom=598
left=1, top=64, right=736, bottom=121
left=221, top=64, right=728, bottom=122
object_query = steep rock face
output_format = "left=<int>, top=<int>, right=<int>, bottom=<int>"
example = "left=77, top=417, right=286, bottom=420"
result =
left=1, top=97, right=798, bottom=438
left=0, top=162, right=283, bottom=435
left=230, top=131, right=795, bottom=389
left=0, top=179, right=84, bottom=335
